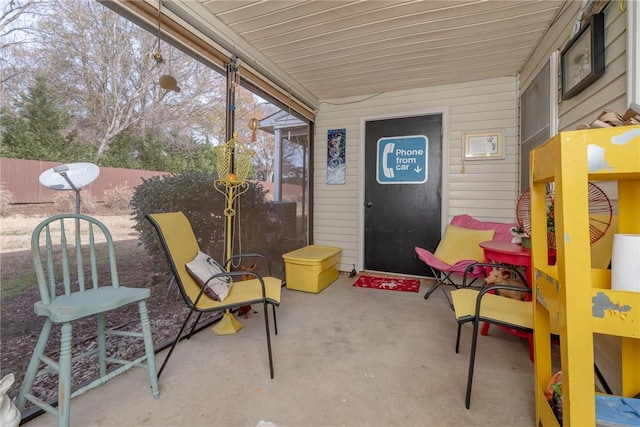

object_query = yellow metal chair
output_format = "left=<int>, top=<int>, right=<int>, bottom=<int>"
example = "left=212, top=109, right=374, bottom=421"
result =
left=451, top=262, right=534, bottom=409
left=146, top=212, right=282, bottom=379
left=17, top=214, right=159, bottom=427
left=451, top=263, right=590, bottom=408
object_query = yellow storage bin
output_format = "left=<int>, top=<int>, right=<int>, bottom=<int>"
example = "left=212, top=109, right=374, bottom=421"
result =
left=283, top=245, right=342, bottom=293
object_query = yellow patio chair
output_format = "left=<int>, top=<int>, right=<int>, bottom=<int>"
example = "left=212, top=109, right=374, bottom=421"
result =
left=146, top=212, right=282, bottom=379
left=451, top=262, right=534, bottom=409
left=17, top=214, right=159, bottom=427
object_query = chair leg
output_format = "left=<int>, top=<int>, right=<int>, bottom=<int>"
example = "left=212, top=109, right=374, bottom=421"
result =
left=480, top=322, right=491, bottom=336
left=158, top=309, right=196, bottom=378
left=263, top=301, right=274, bottom=379
left=97, top=313, right=107, bottom=377
left=425, top=269, right=455, bottom=309
left=271, top=304, right=278, bottom=335
left=465, top=320, right=481, bottom=409
left=423, top=280, right=441, bottom=299
left=58, top=322, right=73, bottom=427
left=440, top=285, right=454, bottom=310
left=455, top=323, right=462, bottom=353
left=187, top=312, right=204, bottom=337
left=595, top=362, right=613, bottom=395
left=17, top=319, right=53, bottom=410
left=527, top=333, right=534, bottom=362
left=138, top=300, right=160, bottom=399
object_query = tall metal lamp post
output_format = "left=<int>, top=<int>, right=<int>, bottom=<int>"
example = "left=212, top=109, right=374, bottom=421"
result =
left=212, top=132, right=255, bottom=334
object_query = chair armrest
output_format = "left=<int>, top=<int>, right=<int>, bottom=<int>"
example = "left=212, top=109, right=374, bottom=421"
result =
left=193, top=270, right=267, bottom=305
left=466, top=262, right=531, bottom=314
left=476, top=282, right=532, bottom=299
left=462, top=262, right=528, bottom=288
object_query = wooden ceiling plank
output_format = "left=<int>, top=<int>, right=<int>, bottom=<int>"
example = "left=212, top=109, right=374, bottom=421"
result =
left=249, top=7, right=558, bottom=53
left=299, top=54, right=527, bottom=86
left=286, top=37, right=541, bottom=78
left=264, top=23, right=547, bottom=64
left=221, top=1, right=557, bottom=47
left=279, top=31, right=542, bottom=71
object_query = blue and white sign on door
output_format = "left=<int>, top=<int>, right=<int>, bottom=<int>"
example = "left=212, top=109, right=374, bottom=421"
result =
left=376, top=135, right=428, bottom=184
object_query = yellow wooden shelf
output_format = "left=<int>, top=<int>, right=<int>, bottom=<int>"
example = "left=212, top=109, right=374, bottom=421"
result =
left=536, top=387, right=561, bottom=427
left=591, top=288, right=640, bottom=338
left=531, top=126, right=640, bottom=426
left=535, top=269, right=640, bottom=338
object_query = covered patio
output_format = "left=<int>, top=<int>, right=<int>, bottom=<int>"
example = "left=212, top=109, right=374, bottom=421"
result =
left=22, top=273, right=538, bottom=427
left=5, top=1, right=638, bottom=426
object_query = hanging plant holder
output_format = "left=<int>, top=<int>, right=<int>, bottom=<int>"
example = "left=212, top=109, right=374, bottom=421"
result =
left=213, top=133, right=255, bottom=217
left=215, top=134, right=254, bottom=185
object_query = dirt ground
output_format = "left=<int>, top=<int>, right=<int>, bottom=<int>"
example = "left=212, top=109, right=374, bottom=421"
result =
left=0, top=205, right=219, bottom=408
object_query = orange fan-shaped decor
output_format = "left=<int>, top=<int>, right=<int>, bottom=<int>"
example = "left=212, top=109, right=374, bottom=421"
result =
left=516, top=182, right=612, bottom=248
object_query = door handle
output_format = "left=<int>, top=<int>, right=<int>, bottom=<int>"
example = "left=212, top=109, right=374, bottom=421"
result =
left=365, top=201, right=373, bottom=208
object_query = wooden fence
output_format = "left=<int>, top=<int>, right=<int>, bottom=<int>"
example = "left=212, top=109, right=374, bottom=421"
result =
left=0, top=158, right=303, bottom=206
left=0, top=158, right=169, bottom=204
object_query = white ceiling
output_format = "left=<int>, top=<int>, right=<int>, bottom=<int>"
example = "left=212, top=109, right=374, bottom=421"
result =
left=162, top=1, right=567, bottom=104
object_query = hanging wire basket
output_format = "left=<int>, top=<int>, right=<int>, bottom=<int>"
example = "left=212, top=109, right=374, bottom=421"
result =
left=214, top=133, right=255, bottom=217
left=214, top=134, right=255, bottom=186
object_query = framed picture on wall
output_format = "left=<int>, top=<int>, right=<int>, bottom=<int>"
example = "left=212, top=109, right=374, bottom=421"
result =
left=463, top=131, right=504, bottom=160
left=560, top=12, right=605, bottom=100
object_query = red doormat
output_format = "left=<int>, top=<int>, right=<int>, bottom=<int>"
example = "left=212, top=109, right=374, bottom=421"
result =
left=352, top=275, right=420, bottom=293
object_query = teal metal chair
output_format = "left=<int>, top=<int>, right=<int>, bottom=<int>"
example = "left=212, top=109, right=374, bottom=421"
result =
left=17, top=214, right=159, bottom=427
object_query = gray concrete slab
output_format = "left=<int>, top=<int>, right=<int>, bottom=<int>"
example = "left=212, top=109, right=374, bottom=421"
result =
left=24, top=273, right=536, bottom=427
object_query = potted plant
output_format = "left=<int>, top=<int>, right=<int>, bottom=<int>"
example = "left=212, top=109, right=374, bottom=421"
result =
left=510, top=226, right=531, bottom=247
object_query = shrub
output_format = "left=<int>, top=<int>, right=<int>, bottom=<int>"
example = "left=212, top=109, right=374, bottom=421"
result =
left=103, top=184, right=134, bottom=212
left=53, top=191, right=96, bottom=214
left=0, top=189, right=14, bottom=216
left=131, top=171, right=271, bottom=267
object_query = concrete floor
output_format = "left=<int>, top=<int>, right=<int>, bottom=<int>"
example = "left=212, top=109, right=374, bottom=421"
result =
left=23, top=273, right=536, bottom=427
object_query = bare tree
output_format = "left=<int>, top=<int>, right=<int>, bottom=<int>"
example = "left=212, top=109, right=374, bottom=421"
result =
left=0, top=0, right=51, bottom=99
left=4, top=0, right=228, bottom=162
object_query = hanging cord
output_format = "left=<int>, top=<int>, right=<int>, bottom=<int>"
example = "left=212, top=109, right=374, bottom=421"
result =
left=230, top=190, right=243, bottom=268
left=153, top=1, right=164, bottom=64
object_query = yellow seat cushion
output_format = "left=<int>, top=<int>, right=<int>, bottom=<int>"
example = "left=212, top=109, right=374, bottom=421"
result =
left=434, top=224, right=495, bottom=265
left=451, top=288, right=534, bottom=330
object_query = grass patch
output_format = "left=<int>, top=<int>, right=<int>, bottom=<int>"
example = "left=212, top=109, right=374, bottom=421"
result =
left=1, top=272, right=37, bottom=298
left=0, top=250, right=38, bottom=298
left=0, top=229, right=31, bottom=236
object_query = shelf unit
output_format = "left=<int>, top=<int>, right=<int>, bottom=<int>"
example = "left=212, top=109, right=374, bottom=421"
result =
left=530, top=127, right=640, bottom=426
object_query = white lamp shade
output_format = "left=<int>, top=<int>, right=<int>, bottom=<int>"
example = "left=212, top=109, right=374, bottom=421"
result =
left=611, top=234, right=640, bottom=292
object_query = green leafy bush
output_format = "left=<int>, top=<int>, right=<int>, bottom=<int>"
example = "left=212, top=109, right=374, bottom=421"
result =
left=131, top=171, right=271, bottom=267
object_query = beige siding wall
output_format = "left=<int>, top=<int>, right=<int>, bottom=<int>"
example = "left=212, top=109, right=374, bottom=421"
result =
left=314, top=76, right=519, bottom=272
left=519, top=2, right=629, bottom=396
left=520, top=3, right=628, bottom=130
